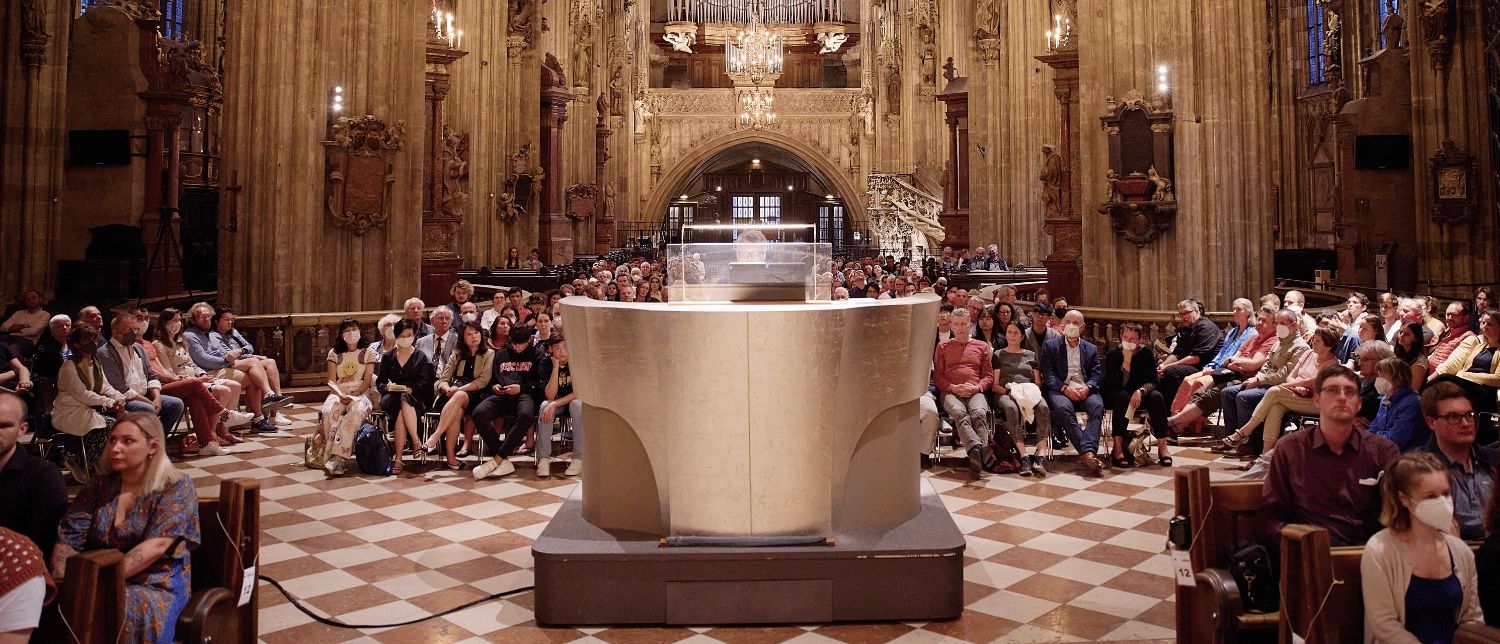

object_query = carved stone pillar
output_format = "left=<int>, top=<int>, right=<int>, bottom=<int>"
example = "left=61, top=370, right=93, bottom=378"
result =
left=595, top=106, right=615, bottom=254
left=420, top=29, right=468, bottom=304
left=540, top=55, right=574, bottom=264
left=1036, top=50, right=1081, bottom=303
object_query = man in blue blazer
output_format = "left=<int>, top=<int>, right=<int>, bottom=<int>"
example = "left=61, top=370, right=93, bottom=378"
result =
left=1040, top=309, right=1106, bottom=475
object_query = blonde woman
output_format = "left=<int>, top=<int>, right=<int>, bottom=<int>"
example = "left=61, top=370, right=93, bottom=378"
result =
left=1361, top=451, right=1483, bottom=643
left=53, top=412, right=200, bottom=644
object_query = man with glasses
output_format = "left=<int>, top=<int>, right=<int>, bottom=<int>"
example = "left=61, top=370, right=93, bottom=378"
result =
left=1428, top=302, right=1476, bottom=380
left=1258, top=364, right=1400, bottom=547
left=1416, top=382, right=1497, bottom=540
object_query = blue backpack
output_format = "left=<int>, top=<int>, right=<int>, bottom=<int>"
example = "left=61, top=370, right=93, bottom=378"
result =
left=354, top=423, right=392, bottom=476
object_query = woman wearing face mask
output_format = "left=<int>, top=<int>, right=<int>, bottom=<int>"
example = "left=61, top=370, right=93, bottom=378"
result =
left=1103, top=324, right=1172, bottom=468
left=136, top=309, right=239, bottom=455
left=1394, top=322, right=1431, bottom=388
left=319, top=319, right=374, bottom=476
left=1361, top=451, right=1482, bottom=643
left=368, top=313, right=402, bottom=366
left=1366, top=357, right=1429, bottom=451
left=155, top=308, right=250, bottom=436
left=375, top=320, right=435, bottom=475
left=53, top=324, right=128, bottom=479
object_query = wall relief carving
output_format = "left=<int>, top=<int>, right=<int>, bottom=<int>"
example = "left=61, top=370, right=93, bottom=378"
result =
left=324, top=115, right=406, bottom=235
left=565, top=183, right=599, bottom=221
left=439, top=126, right=470, bottom=219
left=1428, top=138, right=1477, bottom=226
left=497, top=142, right=543, bottom=223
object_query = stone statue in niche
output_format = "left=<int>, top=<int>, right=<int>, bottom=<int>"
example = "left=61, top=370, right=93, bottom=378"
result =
left=974, top=0, right=999, bottom=40
left=509, top=0, right=536, bottom=42
left=573, top=41, right=594, bottom=88
left=596, top=91, right=607, bottom=119
left=1146, top=166, right=1173, bottom=202
left=498, top=142, right=542, bottom=222
left=603, top=180, right=617, bottom=221
left=1381, top=13, right=1404, bottom=49
left=1105, top=169, right=1122, bottom=203
left=1040, top=144, right=1063, bottom=219
left=919, top=46, right=937, bottom=88
left=1420, top=0, right=1450, bottom=43
left=942, top=57, right=956, bottom=82
left=608, top=66, right=625, bottom=116
left=1322, top=11, right=1342, bottom=74
left=440, top=127, right=470, bottom=218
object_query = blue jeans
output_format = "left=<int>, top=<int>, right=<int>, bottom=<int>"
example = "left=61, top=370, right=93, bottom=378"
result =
left=1220, top=384, right=1268, bottom=434
left=537, top=398, right=583, bottom=459
left=1046, top=390, right=1104, bottom=456
left=126, top=395, right=185, bottom=433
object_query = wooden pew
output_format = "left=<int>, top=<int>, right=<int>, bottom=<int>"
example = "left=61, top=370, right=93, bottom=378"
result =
left=37, top=478, right=261, bottom=644
left=1279, top=523, right=1500, bottom=644
left=1174, top=465, right=1278, bottom=644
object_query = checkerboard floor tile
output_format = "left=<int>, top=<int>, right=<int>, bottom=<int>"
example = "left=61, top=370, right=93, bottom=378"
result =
left=164, top=406, right=1249, bottom=643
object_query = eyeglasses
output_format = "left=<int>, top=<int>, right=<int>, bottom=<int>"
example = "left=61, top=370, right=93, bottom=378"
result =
left=1318, top=385, right=1361, bottom=397
left=1434, top=412, right=1477, bottom=425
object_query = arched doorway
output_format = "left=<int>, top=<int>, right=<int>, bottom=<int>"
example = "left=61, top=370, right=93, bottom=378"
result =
left=643, top=131, right=865, bottom=251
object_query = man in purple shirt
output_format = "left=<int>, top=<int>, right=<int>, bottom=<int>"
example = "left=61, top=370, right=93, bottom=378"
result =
left=1258, top=364, right=1401, bottom=547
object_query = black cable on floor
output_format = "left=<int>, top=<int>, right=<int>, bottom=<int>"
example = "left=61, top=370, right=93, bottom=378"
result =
left=258, top=574, right=535, bottom=629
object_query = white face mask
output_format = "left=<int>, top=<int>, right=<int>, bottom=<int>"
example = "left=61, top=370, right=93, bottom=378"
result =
left=1276, top=324, right=1293, bottom=339
left=137, top=320, right=150, bottom=336
left=1120, top=341, right=1138, bottom=352
left=1288, top=303, right=1303, bottom=314
left=1374, top=377, right=1393, bottom=396
left=395, top=337, right=414, bottom=349
left=165, top=321, right=182, bottom=337
left=1064, top=324, right=1082, bottom=340
left=461, top=312, right=477, bottom=323
left=342, top=330, right=361, bottom=346
left=1411, top=496, right=1455, bottom=534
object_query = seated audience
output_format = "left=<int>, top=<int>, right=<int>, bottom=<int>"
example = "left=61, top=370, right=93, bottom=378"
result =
left=0, top=525, right=51, bottom=643
left=53, top=325, right=125, bottom=476
left=1337, top=291, right=1369, bottom=338
left=1362, top=451, right=1483, bottom=643
left=1474, top=288, right=1491, bottom=335
left=532, top=311, right=558, bottom=346
left=375, top=320, right=436, bottom=475
left=1216, top=309, right=1310, bottom=451
left=402, top=298, right=435, bottom=339
left=130, top=308, right=238, bottom=455
left=1041, top=309, right=1106, bottom=475
left=935, top=308, right=995, bottom=477
left=1022, top=302, right=1060, bottom=355
left=481, top=289, right=508, bottom=330
left=154, top=308, right=252, bottom=437
left=1366, top=357, right=1429, bottom=451
left=935, top=304, right=954, bottom=344
left=990, top=321, right=1051, bottom=476
left=53, top=412, right=200, bottom=644
left=76, top=306, right=104, bottom=339
left=1399, top=297, right=1437, bottom=347
left=471, top=325, right=546, bottom=480
left=183, top=303, right=284, bottom=432
left=1258, top=364, right=1400, bottom=546
left=1283, top=289, right=1316, bottom=337
left=1321, top=312, right=1360, bottom=363
left=423, top=321, right=492, bottom=469
left=319, top=319, right=374, bottom=476
left=1104, top=323, right=1171, bottom=467
left=0, top=340, right=30, bottom=395
left=1393, top=321, right=1431, bottom=386
left=1423, top=296, right=1449, bottom=344
left=1168, top=304, right=1278, bottom=432
left=1222, top=325, right=1339, bottom=453
left=415, top=306, right=456, bottom=375
left=1378, top=292, right=1403, bottom=342
left=369, top=312, right=401, bottom=364
left=505, top=246, right=521, bottom=269
left=536, top=338, right=582, bottom=477
left=973, top=306, right=1000, bottom=347
left=1431, top=309, right=1500, bottom=420
left=31, top=314, right=70, bottom=380
left=526, top=248, right=543, bottom=270
left=0, top=391, right=67, bottom=558
left=95, top=315, right=185, bottom=437
left=443, top=280, right=474, bottom=320
left=1156, top=299, right=1225, bottom=405
left=1430, top=302, right=1476, bottom=380
left=1419, top=382, right=1495, bottom=541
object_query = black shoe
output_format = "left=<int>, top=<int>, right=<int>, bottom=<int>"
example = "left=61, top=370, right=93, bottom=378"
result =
left=1111, top=454, right=1134, bottom=469
left=253, top=419, right=277, bottom=434
left=1028, top=455, right=1048, bottom=476
left=920, top=454, right=933, bottom=469
left=261, top=394, right=291, bottom=415
left=967, top=445, right=984, bottom=477
left=1051, top=433, right=1069, bottom=451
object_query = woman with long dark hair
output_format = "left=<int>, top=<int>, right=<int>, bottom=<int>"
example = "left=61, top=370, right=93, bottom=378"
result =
left=319, top=318, right=374, bottom=476
left=1394, top=321, right=1431, bottom=388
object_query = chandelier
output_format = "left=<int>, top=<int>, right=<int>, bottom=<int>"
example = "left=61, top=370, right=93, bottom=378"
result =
left=724, top=0, right=783, bottom=83
left=738, top=86, right=776, bottom=129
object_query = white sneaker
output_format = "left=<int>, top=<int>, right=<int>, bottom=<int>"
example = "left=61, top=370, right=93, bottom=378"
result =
left=226, top=411, right=256, bottom=428
left=198, top=442, right=228, bottom=457
left=273, top=415, right=293, bottom=427
left=536, top=457, right=552, bottom=477
left=472, top=458, right=515, bottom=480
left=563, top=459, right=583, bottom=476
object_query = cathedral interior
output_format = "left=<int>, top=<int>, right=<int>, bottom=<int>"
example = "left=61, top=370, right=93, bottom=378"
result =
left=0, top=0, right=1498, bottom=642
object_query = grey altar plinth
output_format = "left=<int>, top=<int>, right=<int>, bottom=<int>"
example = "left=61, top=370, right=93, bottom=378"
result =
left=534, top=294, right=964, bottom=625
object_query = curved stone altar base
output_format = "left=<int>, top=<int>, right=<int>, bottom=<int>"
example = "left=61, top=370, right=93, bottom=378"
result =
left=534, top=294, right=965, bottom=626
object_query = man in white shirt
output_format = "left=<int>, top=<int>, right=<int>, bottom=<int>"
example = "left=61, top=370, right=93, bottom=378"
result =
left=95, top=315, right=184, bottom=431
left=0, top=290, right=48, bottom=344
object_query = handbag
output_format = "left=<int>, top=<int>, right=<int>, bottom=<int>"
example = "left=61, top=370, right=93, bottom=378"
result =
left=303, top=433, right=326, bottom=469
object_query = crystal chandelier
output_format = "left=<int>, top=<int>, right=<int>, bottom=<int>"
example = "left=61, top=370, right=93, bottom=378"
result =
left=724, top=0, right=783, bottom=84
left=738, top=86, right=776, bottom=129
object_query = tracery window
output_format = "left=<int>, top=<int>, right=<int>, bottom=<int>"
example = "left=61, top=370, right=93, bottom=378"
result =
left=1307, top=0, right=1328, bottom=86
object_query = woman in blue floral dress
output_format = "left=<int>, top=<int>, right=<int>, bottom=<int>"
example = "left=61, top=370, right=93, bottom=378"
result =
left=52, top=411, right=200, bottom=644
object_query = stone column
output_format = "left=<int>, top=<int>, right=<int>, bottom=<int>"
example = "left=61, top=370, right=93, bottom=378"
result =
left=1036, top=50, right=1081, bottom=304
left=595, top=107, right=614, bottom=254
left=420, top=29, right=468, bottom=304
left=218, top=1, right=427, bottom=313
left=539, top=79, right=574, bottom=264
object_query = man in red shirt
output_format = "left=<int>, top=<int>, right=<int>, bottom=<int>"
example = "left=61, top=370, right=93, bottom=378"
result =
left=934, top=308, right=994, bottom=476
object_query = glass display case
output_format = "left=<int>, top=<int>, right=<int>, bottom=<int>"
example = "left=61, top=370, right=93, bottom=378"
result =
left=667, top=225, right=830, bottom=302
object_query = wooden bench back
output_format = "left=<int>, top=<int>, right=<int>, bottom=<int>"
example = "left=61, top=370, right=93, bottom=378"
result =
left=1174, top=465, right=1268, bottom=640
left=191, top=478, right=261, bottom=644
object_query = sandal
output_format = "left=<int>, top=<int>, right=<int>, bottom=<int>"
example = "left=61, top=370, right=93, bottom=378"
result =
left=392, top=459, right=404, bottom=475
left=1111, top=454, right=1134, bottom=469
left=455, top=442, right=471, bottom=458
left=1158, top=455, right=1174, bottom=467
left=447, top=457, right=461, bottom=469
left=1214, top=432, right=1247, bottom=452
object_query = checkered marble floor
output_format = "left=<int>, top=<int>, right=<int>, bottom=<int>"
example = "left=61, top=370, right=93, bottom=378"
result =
left=170, top=405, right=1246, bottom=643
